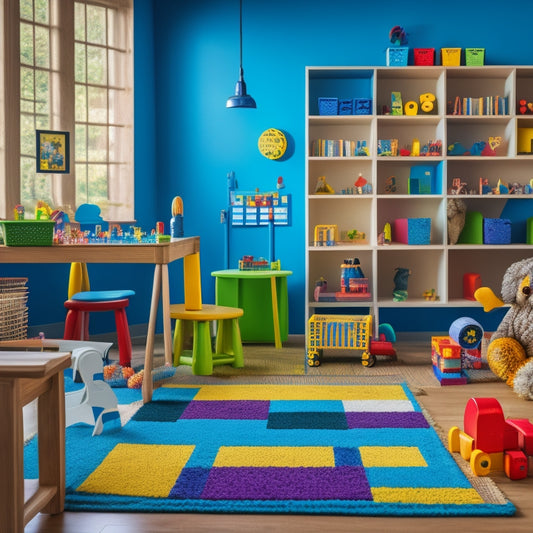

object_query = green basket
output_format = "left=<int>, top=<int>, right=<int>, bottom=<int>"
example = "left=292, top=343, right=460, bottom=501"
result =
left=0, top=220, right=55, bottom=246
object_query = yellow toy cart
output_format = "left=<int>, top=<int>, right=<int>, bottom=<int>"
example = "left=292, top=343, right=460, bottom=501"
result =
left=306, top=314, right=374, bottom=367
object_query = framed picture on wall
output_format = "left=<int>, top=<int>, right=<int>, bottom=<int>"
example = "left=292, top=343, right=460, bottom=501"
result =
left=36, top=130, right=70, bottom=174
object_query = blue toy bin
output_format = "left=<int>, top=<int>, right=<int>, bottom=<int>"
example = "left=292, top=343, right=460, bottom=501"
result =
left=318, top=97, right=338, bottom=115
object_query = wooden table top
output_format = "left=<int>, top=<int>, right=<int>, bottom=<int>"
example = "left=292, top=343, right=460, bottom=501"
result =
left=0, top=351, right=71, bottom=378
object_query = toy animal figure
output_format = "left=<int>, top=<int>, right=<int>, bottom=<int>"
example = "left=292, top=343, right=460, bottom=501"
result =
left=447, top=198, right=466, bottom=245
left=475, top=257, right=533, bottom=399
left=392, top=267, right=411, bottom=301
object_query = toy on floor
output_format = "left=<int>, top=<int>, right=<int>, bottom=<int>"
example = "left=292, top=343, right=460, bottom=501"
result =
left=104, top=363, right=176, bottom=388
left=448, top=397, right=533, bottom=479
left=475, top=257, right=533, bottom=400
left=306, top=315, right=396, bottom=368
left=66, top=347, right=119, bottom=436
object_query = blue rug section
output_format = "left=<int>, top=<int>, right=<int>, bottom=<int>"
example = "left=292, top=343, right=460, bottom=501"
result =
left=23, top=382, right=515, bottom=517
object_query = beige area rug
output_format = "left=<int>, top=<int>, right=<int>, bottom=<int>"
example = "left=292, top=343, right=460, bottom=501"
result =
left=129, top=336, right=498, bottom=390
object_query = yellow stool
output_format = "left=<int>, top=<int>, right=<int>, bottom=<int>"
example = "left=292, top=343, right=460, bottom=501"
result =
left=170, top=303, right=244, bottom=375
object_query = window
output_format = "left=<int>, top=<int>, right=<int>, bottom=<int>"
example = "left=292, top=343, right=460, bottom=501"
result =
left=1, top=0, right=133, bottom=221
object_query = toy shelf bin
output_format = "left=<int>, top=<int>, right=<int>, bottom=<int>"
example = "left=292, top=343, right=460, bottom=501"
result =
left=465, top=48, right=485, bottom=66
left=386, top=47, right=408, bottom=67
left=414, top=48, right=435, bottom=66
left=318, top=98, right=338, bottom=115
left=0, top=220, right=55, bottom=246
left=441, top=48, right=461, bottom=66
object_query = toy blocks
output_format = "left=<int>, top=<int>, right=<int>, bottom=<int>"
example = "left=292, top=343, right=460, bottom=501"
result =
left=394, top=217, right=431, bottom=245
left=431, top=336, right=468, bottom=385
left=449, top=397, right=533, bottom=480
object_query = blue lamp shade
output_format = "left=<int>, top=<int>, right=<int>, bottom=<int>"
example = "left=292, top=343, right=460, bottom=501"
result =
left=226, top=72, right=256, bottom=108
left=226, top=0, right=256, bottom=109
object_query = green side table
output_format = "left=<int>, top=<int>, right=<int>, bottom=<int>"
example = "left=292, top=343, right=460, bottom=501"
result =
left=211, top=269, right=292, bottom=348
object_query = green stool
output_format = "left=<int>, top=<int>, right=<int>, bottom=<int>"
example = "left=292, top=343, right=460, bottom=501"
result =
left=170, top=303, right=244, bottom=375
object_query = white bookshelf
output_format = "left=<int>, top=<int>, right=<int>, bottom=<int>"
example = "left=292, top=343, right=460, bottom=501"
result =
left=305, top=65, right=533, bottom=330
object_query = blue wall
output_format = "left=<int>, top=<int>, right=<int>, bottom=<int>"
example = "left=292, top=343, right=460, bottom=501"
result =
left=5, top=0, right=533, bottom=336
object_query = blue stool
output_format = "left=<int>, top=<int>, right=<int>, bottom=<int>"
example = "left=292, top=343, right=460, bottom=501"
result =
left=64, top=290, right=135, bottom=366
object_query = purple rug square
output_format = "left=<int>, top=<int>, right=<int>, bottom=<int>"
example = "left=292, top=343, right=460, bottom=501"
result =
left=180, top=400, right=270, bottom=420
left=346, top=411, right=429, bottom=428
left=201, top=466, right=371, bottom=501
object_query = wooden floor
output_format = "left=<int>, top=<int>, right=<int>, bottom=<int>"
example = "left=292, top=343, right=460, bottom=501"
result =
left=26, top=337, right=533, bottom=532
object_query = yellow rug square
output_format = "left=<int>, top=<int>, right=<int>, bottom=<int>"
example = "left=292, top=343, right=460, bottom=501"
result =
left=360, top=446, right=427, bottom=467
left=77, top=443, right=195, bottom=498
left=214, top=446, right=335, bottom=467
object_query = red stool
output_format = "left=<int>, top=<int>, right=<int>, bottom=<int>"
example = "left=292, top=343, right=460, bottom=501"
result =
left=63, top=290, right=135, bottom=367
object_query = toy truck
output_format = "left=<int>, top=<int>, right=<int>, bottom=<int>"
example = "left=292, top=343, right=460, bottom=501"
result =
left=448, top=397, right=533, bottom=480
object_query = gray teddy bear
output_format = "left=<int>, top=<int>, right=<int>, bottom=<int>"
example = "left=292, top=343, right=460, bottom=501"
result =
left=476, top=257, right=533, bottom=399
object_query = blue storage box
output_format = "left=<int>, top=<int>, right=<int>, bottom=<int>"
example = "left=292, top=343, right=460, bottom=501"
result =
left=338, top=99, right=353, bottom=115
left=483, top=218, right=511, bottom=244
left=318, top=98, right=338, bottom=115
left=395, top=218, right=431, bottom=245
left=409, top=165, right=436, bottom=194
left=354, top=98, right=372, bottom=115
left=386, top=47, right=409, bottom=66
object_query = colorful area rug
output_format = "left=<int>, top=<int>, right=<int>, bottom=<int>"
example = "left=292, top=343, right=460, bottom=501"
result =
left=24, top=383, right=514, bottom=516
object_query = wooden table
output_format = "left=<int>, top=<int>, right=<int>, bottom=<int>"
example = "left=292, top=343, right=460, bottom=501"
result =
left=0, top=238, right=201, bottom=402
left=0, top=350, right=71, bottom=532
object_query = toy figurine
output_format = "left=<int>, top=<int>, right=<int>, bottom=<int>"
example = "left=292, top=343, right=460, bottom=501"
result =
left=393, top=267, right=411, bottom=301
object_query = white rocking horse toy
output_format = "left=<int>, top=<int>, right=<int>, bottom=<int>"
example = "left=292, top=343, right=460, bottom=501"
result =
left=65, top=346, right=119, bottom=436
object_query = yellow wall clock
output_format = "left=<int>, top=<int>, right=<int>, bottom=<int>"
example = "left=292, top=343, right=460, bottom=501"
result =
left=258, top=128, right=287, bottom=160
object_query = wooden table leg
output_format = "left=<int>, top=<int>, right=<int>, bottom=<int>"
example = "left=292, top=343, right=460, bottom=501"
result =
left=270, top=276, right=282, bottom=349
left=0, top=378, right=24, bottom=533
left=37, top=371, right=65, bottom=515
left=161, top=263, right=172, bottom=366
left=143, top=264, right=162, bottom=403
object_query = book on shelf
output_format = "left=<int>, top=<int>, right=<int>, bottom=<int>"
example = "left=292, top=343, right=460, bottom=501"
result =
left=454, top=95, right=508, bottom=116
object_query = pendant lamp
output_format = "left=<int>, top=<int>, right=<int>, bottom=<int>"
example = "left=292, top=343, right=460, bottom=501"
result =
left=226, top=0, right=256, bottom=108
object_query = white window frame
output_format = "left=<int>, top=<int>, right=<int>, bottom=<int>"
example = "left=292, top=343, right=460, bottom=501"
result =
left=0, top=0, right=133, bottom=221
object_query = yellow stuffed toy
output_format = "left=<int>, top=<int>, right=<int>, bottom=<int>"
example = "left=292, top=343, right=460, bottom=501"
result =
left=475, top=257, right=533, bottom=399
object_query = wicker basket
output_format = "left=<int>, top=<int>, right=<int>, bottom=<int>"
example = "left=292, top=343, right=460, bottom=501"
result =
left=0, top=278, right=28, bottom=340
left=0, top=220, right=55, bottom=246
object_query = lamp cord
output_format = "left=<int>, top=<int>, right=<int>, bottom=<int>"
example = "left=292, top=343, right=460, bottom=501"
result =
left=239, top=0, right=243, bottom=76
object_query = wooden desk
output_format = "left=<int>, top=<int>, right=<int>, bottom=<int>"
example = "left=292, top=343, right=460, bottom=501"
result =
left=0, top=350, right=71, bottom=532
left=0, top=237, right=200, bottom=402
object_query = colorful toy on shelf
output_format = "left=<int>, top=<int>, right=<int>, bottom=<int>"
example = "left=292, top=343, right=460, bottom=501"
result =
left=13, top=204, right=24, bottom=220
left=345, top=229, right=366, bottom=242
left=314, top=175, right=335, bottom=194
left=313, top=224, right=338, bottom=246
left=423, top=288, right=439, bottom=301
left=384, top=176, right=396, bottom=193
left=392, top=267, right=411, bottom=301
left=448, top=397, right=533, bottom=479
left=170, top=195, right=184, bottom=238
left=238, top=255, right=277, bottom=271
left=475, top=257, right=533, bottom=400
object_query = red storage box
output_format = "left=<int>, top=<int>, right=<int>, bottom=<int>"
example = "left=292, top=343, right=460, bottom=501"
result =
left=414, top=48, right=435, bottom=66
